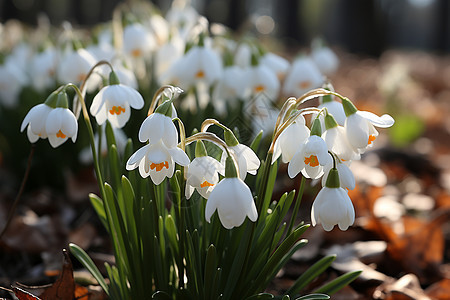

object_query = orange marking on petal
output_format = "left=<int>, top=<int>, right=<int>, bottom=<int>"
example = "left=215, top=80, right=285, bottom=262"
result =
left=131, top=49, right=142, bottom=57
left=150, top=161, right=169, bottom=172
left=200, top=180, right=214, bottom=188
left=195, top=70, right=205, bottom=78
left=368, top=135, right=376, bottom=145
left=299, top=81, right=311, bottom=90
left=109, top=106, right=126, bottom=115
left=254, top=85, right=265, bottom=93
left=56, top=130, right=66, bottom=139
left=304, top=155, right=319, bottom=167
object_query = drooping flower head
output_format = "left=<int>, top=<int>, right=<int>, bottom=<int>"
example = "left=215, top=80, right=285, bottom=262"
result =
left=90, top=71, right=144, bottom=128
left=185, top=141, right=225, bottom=199
left=322, top=112, right=360, bottom=162
left=21, top=91, right=57, bottom=143
left=272, top=114, right=310, bottom=164
left=126, top=96, right=190, bottom=184
left=21, top=90, right=78, bottom=148
left=220, top=128, right=260, bottom=180
left=282, top=55, right=324, bottom=97
left=288, top=118, right=332, bottom=179
left=311, top=167, right=355, bottom=231
left=205, top=155, right=258, bottom=229
left=342, top=98, right=395, bottom=153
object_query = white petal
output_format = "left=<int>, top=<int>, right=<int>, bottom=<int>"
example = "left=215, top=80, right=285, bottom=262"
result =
left=126, top=144, right=150, bottom=170
left=90, top=87, right=106, bottom=116
left=357, top=111, right=395, bottom=128
left=167, top=147, right=190, bottom=166
left=288, top=150, right=305, bottom=178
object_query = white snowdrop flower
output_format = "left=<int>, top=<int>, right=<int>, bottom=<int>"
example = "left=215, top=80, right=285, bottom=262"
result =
left=319, top=97, right=346, bottom=126
left=45, top=107, right=78, bottom=148
left=243, top=63, right=280, bottom=101
left=186, top=156, right=224, bottom=199
left=138, top=108, right=178, bottom=147
left=272, top=115, right=310, bottom=164
left=234, top=43, right=252, bottom=68
left=90, top=71, right=144, bottom=128
left=322, top=113, right=360, bottom=162
left=0, top=60, right=27, bottom=107
left=288, top=119, right=332, bottom=179
left=221, top=130, right=260, bottom=180
left=155, top=35, right=185, bottom=79
left=126, top=140, right=190, bottom=185
left=112, top=63, right=139, bottom=90
left=205, top=156, right=258, bottom=229
left=342, top=98, right=395, bottom=152
left=175, top=43, right=223, bottom=89
left=312, top=168, right=355, bottom=231
left=311, top=42, right=339, bottom=75
left=321, top=162, right=355, bottom=191
left=57, top=48, right=100, bottom=92
left=123, top=23, right=155, bottom=59
left=283, top=56, right=324, bottom=97
left=21, top=102, right=54, bottom=143
left=30, top=47, right=57, bottom=91
left=260, top=52, right=290, bottom=80
left=211, top=65, right=247, bottom=115
left=185, top=142, right=225, bottom=199
left=166, top=0, right=199, bottom=40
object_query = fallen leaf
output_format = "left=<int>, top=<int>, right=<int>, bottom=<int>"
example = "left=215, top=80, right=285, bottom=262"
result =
left=7, top=249, right=91, bottom=300
left=425, top=278, right=450, bottom=300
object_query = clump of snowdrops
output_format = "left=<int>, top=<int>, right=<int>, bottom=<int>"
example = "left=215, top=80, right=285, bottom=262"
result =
left=11, top=1, right=396, bottom=299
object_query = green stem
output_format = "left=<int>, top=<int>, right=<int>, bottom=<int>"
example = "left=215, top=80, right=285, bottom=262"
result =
left=256, top=152, right=274, bottom=214
left=286, top=176, right=306, bottom=235
left=65, top=83, right=106, bottom=199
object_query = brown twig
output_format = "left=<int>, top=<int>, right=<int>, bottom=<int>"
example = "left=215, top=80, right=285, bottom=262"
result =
left=0, top=145, right=35, bottom=239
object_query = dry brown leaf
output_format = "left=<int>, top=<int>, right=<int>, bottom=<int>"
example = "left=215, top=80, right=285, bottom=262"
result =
left=425, top=278, right=450, bottom=300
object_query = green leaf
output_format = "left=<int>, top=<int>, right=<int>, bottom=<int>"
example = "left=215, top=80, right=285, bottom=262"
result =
left=294, top=294, right=330, bottom=300
left=313, top=270, right=362, bottom=295
left=89, top=193, right=107, bottom=229
left=252, top=224, right=309, bottom=292
left=165, top=215, right=179, bottom=255
left=250, top=130, right=263, bottom=152
left=245, top=293, right=274, bottom=300
left=286, top=255, right=336, bottom=296
left=69, top=243, right=109, bottom=295
left=152, top=291, right=172, bottom=300
left=204, top=244, right=217, bottom=299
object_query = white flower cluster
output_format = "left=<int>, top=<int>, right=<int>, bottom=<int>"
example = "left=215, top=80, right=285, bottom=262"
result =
left=272, top=90, right=394, bottom=231
left=0, top=0, right=337, bottom=114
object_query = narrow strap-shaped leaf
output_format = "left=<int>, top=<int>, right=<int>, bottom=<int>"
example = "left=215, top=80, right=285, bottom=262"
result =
left=245, top=292, right=274, bottom=300
left=89, top=193, right=107, bottom=229
left=69, top=243, right=109, bottom=296
left=313, top=270, right=362, bottom=295
left=152, top=291, right=172, bottom=300
left=222, top=223, right=253, bottom=300
left=252, top=224, right=309, bottom=293
left=294, top=294, right=330, bottom=300
left=286, top=255, right=336, bottom=296
left=204, top=244, right=217, bottom=300
left=165, top=215, right=179, bottom=255
left=250, top=130, right=263, bottom=152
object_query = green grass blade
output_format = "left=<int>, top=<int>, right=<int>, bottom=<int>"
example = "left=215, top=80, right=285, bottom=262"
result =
left=286, top=255, right=336, bottom=296
left=313, top=270, right=362, bottom=295
left=69, top=243, right=109, bottom=295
